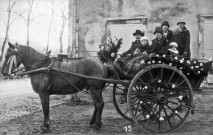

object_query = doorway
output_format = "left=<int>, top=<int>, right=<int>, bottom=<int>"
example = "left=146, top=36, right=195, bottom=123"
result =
left=106, top=17, right=148, bottom=54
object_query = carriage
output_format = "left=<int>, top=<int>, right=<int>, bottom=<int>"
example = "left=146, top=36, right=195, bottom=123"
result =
left=2, top=40, right=213, bottom=133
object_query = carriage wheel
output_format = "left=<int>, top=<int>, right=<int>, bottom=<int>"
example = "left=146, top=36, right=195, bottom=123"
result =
left=113, top=83, right=133, bottom=122
left=127, top=64, right=193, bottom=133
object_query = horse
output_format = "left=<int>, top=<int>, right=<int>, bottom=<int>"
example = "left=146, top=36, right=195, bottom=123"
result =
left=2, top=42, right=110, bottom=133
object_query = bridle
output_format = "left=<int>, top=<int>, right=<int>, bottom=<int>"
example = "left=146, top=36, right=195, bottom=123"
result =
left=6, top=47, right=50, bottom=75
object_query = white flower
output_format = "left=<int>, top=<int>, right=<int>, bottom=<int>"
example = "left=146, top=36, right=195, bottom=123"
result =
left=209, top=58, right=212, bottom=61
left=111, top=53, right=115, bottom=57
left=178, top=95, right=183, bottom=100
left=175, top=57, right=178, bottom=60
left=159, top=117, right=164, bottom=121
left=200, top=63, right=203, bottom=66
left=141, top=60, right=145, bottom=64
left=163, top=54, right=166, bottom=57
left=180, top=60, right=184, bottom=63
left=172, top=84, right=176, bottom=88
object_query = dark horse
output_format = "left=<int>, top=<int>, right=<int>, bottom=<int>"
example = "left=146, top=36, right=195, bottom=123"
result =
left=2, top=42, right=109, bottom=133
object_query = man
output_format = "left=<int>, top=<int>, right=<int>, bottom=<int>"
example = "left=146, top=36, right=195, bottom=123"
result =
left=121, top=29, right=144, bottom=58
left=161, top=21, right=173, bottom=44
left=171, top=20, right=190, bottom=57
left=150, top=26, right=168, bottom=55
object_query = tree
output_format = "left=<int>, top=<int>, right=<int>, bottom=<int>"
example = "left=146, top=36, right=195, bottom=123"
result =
left=46, top=0, right=55, bottom=53
left=0, top=0, right=16, bottom=61
left=14, top=0, right=40, bottom=46
left=59, top=4, right=68, bottom=53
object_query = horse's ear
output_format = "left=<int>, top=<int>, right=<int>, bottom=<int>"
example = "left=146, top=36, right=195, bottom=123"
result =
left=8, top=42, right=15, bottom=49
left=47, top=50, right=51, bottom=55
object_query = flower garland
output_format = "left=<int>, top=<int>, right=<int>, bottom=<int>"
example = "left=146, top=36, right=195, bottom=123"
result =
left=142, top=54, right=213, bottom=77
left=97, top=38, right=122, bottom=63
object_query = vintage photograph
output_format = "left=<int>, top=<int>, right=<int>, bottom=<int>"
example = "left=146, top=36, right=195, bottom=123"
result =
left=0, top=0, right=213, bottom=134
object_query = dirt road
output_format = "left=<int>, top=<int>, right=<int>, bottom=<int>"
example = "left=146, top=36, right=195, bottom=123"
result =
left=0, top=79, right=213, bottom=135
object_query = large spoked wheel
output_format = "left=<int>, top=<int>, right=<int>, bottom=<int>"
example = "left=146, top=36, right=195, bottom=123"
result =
left=113, top=83, right=134, bottom=122
left=127, top=64, right=193, bottom=133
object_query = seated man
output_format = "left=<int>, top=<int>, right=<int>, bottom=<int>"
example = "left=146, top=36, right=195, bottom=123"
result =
left=121, top=29, right=144, bottom=59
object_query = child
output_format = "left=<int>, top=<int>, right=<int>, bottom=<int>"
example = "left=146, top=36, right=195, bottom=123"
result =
left=167, top=42, right=179, bottom=56
left=133, top=36, right=151, bottom=57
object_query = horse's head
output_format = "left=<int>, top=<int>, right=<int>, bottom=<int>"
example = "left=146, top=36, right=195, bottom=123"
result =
left=2, top=42, right=23, bottom=76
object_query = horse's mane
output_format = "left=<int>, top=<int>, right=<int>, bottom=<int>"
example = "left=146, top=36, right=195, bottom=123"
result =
left=18, top=45, right=45, bottom=66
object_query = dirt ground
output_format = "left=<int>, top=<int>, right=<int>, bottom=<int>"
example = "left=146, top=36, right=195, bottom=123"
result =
left=0, top=80, right=213, bottom=135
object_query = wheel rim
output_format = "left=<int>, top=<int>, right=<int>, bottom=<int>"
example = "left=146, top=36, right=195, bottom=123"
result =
left=113, top=84, right=133, bottom=122
left=127, top=64, right=193, bottom=133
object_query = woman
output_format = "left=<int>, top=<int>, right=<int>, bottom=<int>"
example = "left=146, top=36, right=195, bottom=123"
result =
left=150, top=26, right=168, bottom=55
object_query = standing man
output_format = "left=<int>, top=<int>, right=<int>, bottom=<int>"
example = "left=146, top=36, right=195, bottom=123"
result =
left=172, top=20, right=190, bottom=57
left=121, top=30, right=144, bottom=58
left=161, top=21, right=173, bottom=44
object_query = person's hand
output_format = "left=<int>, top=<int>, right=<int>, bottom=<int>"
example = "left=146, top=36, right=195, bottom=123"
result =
left=120, top=54, right=124, bottom=58
left=133, top=51, right=138, bottom=56
left=126, top=54, right=131, bottom=59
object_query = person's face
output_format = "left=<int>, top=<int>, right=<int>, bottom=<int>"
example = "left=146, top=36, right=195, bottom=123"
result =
left=155, top=32, right=162, bottom=39
left=135, top=34, right=142, bottom=40
left=172, top=46, right=177, bottom=50
left=178, top=23, right=184, bottom=29
left=162, top=25, right=168, bottom=31
left=141, top=40, right=148, bottom=45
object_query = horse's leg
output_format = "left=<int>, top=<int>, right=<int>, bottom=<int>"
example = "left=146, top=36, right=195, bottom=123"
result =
left=90, top=90, right=104, bottom=130
left=89, top=102, right=97, bottom=125
left=39, top=93, right=50, bottom=133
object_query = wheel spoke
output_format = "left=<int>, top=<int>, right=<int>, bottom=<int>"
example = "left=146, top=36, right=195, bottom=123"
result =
left=134, top=102, right=140, bottom=116
left=165, top=104, right=183, bottom=120
left=149, top=70, right=153, bottom=81
left=168, top=71, right=175, bottom=84
left=160, top=68, right=163, bottom=81
left=163, top=105, right=173, bottom=128
left=167, top=100, right=179, bottom=105
left=123, top=108, right=129, bottom=115
left=176, top=80, right=186, bottom=87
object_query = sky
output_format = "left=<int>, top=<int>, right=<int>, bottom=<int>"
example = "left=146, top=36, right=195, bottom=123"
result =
left=0, top=0, right=69, bottom=55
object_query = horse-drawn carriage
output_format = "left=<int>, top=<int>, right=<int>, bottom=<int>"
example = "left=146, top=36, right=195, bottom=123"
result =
left=2, top=40, right=213, bottom=133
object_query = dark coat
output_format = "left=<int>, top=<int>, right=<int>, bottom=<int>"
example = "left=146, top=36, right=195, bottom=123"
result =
left=164, top=29, right=173, bottom=43
left=122, top=40, right=141, bottom=57
left=171, top=27, right=190, bottom=57
left=137, top=44, right=151, bottom=54
left=150, top=37, right=168, bottom=55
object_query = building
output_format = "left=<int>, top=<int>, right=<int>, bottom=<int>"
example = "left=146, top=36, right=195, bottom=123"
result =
left=69, top=0, right=213, bottom=59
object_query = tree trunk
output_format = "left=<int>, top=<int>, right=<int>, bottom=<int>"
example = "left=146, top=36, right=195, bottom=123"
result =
left=0, top=0, right=11, bottom=61
left=27, top=11, right=30, bottom=45
left=59, top=20, right=65, bottom=53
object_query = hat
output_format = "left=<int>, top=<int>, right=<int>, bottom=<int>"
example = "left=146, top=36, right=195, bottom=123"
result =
left=169, top=42, right=178, bottom=47
left=161, top=21, right=170, bottom=28
left=154, top=26, right=163, bottom=35
left=140, top=36, right=148, bottom=41
left=177, top=19, right=186, bottom=25
left=133, top=30, right=144, bottom=36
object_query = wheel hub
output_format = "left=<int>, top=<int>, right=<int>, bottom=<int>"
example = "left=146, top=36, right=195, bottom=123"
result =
left=156, top=94, right=166, bottom=103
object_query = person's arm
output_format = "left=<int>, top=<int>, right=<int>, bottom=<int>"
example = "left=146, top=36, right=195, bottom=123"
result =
left=121, top=42, right=135, bottom=57
left=184, top=30, right=190, bottom=56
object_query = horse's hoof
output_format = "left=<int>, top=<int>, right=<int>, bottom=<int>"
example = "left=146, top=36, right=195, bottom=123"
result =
left=40, top=125, right=50, bottom=133
left=92, top=123, right=102, bottom=130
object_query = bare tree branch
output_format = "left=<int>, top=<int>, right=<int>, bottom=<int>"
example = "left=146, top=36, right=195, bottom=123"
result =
left=30, top=14, right=48, bottom=23
left=12, top=11, right=27, bottom=23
